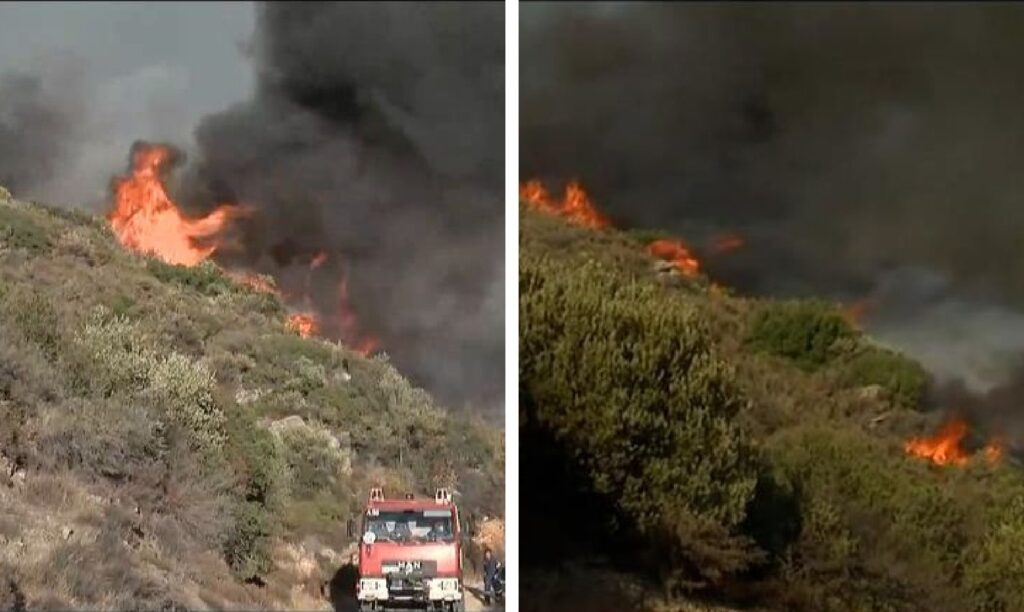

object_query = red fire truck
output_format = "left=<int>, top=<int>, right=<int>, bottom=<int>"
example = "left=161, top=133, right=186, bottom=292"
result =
left=354, top=487, right=465, bottom=611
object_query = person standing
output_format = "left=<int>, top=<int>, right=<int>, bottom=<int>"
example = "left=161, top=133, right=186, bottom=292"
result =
left=482, top=548, right=498, bottom=604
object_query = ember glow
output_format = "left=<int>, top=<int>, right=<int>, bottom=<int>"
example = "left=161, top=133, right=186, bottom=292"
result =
left=904, top=418, right=1003, bottom=467
left=109, top=143, right=249, bottom=266
left=842, top=298, right=875, bottom=330
left=520, top=179, right=610, bottom=230
left=338, top=276, right=381, bottom=356
left=648, top=238, right=701, bottom=278
left=709, top=232, right=745, bottom=255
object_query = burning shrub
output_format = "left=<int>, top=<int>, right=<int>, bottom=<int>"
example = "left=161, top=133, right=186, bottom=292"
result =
left=745, top=300, right=855, bottom=370
left=838, top=346, right=930, bottom=409
left=521, top=252, right=761, bottom=588
left=767, top=425, right=974, bottom=610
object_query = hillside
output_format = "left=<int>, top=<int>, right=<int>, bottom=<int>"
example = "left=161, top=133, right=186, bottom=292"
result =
left=0, top=184, right=503, bottom=610
left=520, top=198, right=1024, bottom=612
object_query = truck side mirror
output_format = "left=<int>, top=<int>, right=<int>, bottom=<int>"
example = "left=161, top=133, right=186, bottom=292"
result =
left=346, top=518, right=355, bottom=539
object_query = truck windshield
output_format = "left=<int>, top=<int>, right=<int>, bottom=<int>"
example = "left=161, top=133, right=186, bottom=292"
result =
left=365, top=509, right=455, bottom=544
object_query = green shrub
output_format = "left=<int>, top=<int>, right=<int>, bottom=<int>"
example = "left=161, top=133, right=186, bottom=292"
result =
left=31, top=201, right=99, bottom=228
left=278, top=423, right=349, bottom=499
left=964, top=495, right=1024, bottom=612
left=224, top=409, right=284, bottom=507
left=745, top=300, right=854, bottom=370
left=146, top=258, right=235, bottom=296
left=33, top=398, right=169, bottom=483
left=521, top=252, right=761, bottom=587
left=223, top=501, right=274, bottom=579
left=69, top=309, right=226, bottom=452
left=69, top=310, right=155, bottom=397
left=767, top=425, right=972, bottom=611
left=0, top=205, right=52, bottom=253
left=148, top=353, right=226, bottom=452
left=0, top=287, right=62, bottom=355
left=838, top=346, right=929, bottom=409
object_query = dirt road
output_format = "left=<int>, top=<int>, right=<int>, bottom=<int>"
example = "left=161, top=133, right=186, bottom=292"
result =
left=464, top=584, right=502, bottom=612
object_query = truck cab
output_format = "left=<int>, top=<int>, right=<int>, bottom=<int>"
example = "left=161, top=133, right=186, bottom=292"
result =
left=355, top=487, right=465, bottom=611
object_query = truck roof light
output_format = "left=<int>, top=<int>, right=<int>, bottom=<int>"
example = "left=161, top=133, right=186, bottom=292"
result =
left=369, top=487, right=385, bottom=502
left=435, top=488, right=452, bottom=504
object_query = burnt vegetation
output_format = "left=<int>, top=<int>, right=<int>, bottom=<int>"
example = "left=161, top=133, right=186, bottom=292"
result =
left=520, top=207, right=1024, bottom=612
left=0, top=191, right=503, bottom=609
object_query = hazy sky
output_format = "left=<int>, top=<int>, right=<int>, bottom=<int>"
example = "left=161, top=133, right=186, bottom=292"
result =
left=0, top=1, right=255, bottom=206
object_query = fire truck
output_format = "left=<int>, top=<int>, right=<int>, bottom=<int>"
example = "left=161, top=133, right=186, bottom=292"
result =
left=353, top=487, right=465, bottom=611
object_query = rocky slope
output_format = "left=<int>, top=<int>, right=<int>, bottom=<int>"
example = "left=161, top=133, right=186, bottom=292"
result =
left=0, top=185, right=503, bottom=610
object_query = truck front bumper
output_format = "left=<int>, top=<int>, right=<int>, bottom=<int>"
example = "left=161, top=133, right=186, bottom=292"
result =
left=356, top=577, right=462, bottom=603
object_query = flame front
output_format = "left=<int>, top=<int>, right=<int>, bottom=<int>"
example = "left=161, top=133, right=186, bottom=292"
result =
left=520, top=179, right=610, bottom=230
left=107, top=142, right=379, bottom=357
left=108, top=144, right=248, bottom=266
left=648, top=238, right=701, bottom=278
left=905, top=419, right=970, bottom=466
left=904, top=418, right=1004, bottom=467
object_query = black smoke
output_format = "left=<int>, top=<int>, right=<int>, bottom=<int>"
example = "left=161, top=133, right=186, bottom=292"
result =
left=177, top=3, right=504, bottom=411
left=521, top=4, right=1024, bottom=422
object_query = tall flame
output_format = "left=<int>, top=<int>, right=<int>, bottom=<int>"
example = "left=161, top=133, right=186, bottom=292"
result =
left=108, top=143, right=379, bottom=356
left=108, top=144, right=248, bottom=266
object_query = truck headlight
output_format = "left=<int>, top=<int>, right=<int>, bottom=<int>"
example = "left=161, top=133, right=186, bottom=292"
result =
left=357, top=578, right=387, bottom=600
left=428, top=578, right=462, bottom=600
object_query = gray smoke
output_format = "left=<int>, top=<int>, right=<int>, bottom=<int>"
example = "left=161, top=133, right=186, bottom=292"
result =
left=0, top=57, right=87, bottom=200
left=522, top=3, right=1024, bottom=427
left=179, top=3, right=505, bottom=411
left=0, top=3, right=254, bottom=207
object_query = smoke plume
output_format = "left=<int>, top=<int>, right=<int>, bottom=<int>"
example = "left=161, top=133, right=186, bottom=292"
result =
left=522, top=4, right=1024, bottom=422
left=178, top=3, right=505, bottom=410
left=0, top=4, right=503, bottom=411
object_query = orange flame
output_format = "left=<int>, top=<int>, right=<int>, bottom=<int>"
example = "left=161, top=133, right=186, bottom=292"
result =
left=841, top=298, right=874, bottom=330
left=108, top=144, right=249, bottom=266
left=983, top=438, right=1005, bottom=465
left=905, top=418, right=1004, bottom=467
left=338, top=275, right=380, bottom=356
left=905, top=419, right=970, bottom=466
left=648, top=238, right=701, bottom=278
left=108, top=143, right=379, bottom=356
left=520, top=179, right=610, bottom=230
left=287, top=312, right=319, bottom=338
left=228, top=270, right=278, bottom=295
left=709, top=233, right=745, bottom=255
